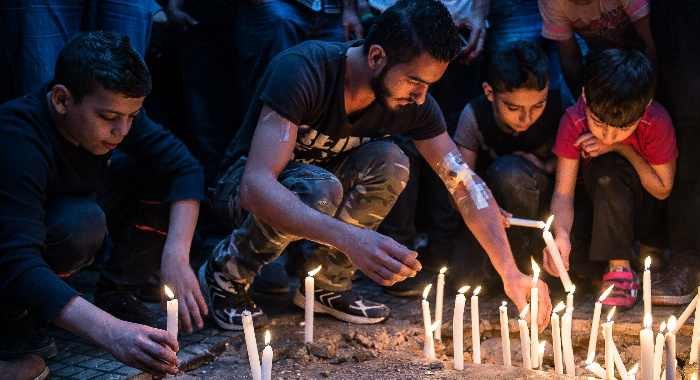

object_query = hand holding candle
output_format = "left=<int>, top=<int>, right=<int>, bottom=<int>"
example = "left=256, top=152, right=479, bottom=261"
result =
left=164, top=285, right=178, bottom=339
left=453, top=285, right=469, bottom=370
left=542, top=215, right=574, bottom=292
left=471, top=286, right=482, bottom=364
left=435, top=267, right=447, bottom=341
left=261, top=330, right=273, bottom=380
left=304, top=265, right=321, bottom=343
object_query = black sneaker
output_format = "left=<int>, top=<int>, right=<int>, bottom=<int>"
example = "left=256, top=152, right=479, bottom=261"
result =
left=252, top=260, right=290, bottom=295
left=0, top=309, right=57, bottom=361
left=383, top=269, right=435, bottom=297
left=94, top=290, right=158, bottom=327
left=292, top=288, right=390, bottom=324
left=198, top=260, right=268, bottom=330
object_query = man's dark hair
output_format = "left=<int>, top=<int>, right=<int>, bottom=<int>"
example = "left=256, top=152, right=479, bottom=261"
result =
left=53, top=31, right=151, bottom=102
left=584, top=48, right=655, bottom=128
left=363, top=0, right=461, bottom=67
left=487, top=40, right=549, bottom=93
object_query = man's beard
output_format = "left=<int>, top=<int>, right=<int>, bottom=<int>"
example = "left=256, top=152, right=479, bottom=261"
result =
left=370, top=66, right=413, bottom=113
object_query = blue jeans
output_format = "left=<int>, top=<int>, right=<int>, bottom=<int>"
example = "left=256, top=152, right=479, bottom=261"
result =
left=0, top=0, right=153, bottom=104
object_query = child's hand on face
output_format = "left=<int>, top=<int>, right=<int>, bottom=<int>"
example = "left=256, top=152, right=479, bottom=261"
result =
left=574, top=132, right=617, bottom=158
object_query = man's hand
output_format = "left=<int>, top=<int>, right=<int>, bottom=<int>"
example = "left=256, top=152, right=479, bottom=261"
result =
left=503, top=272, right=552, bottom=332
left=543, top=233, right=571, bottom=277
left=342, top=229, right=421, bottom=286
left=574, top=133, right=616, bottom=158
left=166, top=0, right=198, bottom=30
left=454, top=17, right=487, bottom=63
left=106, top=320, right=179, bottom=377
left=161, top=254, right=208, bottom=333
left=342, top=7, right=363, bottom=40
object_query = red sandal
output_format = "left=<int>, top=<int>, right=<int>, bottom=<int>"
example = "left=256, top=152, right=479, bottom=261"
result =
left=601, top=266, right=640, bottom=310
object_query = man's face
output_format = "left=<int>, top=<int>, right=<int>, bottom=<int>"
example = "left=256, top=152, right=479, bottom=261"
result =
left=52, top=85, right=144, bottom=155
left=371, top=52, right=448, bottom=111
left=584, top=107, right=639, bottom=145
left=484, top=83, right=549, bottom=133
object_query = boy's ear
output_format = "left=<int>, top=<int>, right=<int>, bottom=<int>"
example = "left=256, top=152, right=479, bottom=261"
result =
left=482, top=82, right=495, bottom=102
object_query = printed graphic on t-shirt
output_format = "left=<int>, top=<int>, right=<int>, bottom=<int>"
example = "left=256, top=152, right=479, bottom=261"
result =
left=295, top=126, right=374, bottom=164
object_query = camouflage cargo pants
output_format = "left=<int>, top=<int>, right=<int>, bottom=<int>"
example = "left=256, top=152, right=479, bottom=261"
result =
left=210, top=140, right=410, bottom=291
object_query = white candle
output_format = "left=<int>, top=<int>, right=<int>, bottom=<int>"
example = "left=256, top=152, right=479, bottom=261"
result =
left=518, top=305, right=531, bottom=370
left=530, top=258, right=540, bottom=369
left=537, top=341, right=546, bottom=370
left=261, top=330, right=273, bottom=380
left=603, top=308, right=616, bottom=380
left=542, top=215, right=574, bottom=292
left=653, top=321, right=667, bottom=380
left=164, top=285, right=178, bottom=339
left=666, top=316, right=677, bottom=380
left=507, top=217, right=546, bottom=229
left=562, top=309, right=576, bottom=376
left=586, top=284, right=615, bottom=364
left=629, top=363, right=640, bottom=380
left=640, top=314, right=654, bottom=380
left=612, top=342, right=629, bottom=380
left=304, top=265, right=321, bottom=343
left=643, top=256, right=652, bottom=320
left=566, top=286, right=576, bottom=313
left=551, top=302, right=566, bottom=375
left=499, top=301, right=512, bottom=367
left=422, top=284, right=436, bottom=361
left=690, top=286, right=700, bottom=365
left=587, top=362, right=608, bottom=378
left=242, top=310, right=262, bottom=380
left=453, top=285, right=469, bottom=370
left=676, top=292, right=699, bottom=333
left=471, top=286, right=482, bottom=364
left=435, top=267, right=447, bottom=341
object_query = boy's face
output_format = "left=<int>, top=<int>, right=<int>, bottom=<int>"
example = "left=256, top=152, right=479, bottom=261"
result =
left=483, top=82, right=549, bottom=133
left=584, top=107, right=639, bottom=145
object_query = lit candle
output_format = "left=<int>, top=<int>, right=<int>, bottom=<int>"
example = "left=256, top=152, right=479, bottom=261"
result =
left=640, top=314, right=654, bottom=380
left=453, top=285, right=469, bottom=370
left=304, top=265, right=321, bottom=343
left=471, top=286, right=482, bottom=364
left=643, top=256, right=652, bottom=320
left=603, top=307, right=617, bottom=380
left=566, top=285, right=575, bottom=313
left=499, top=301, right=512, bottom=367
left=242, top=310, right=262, bottom=380
left=562, top=308, right=576, bottom=376
left=537, top=341, right=546, bottom=370
left=507, top=217, right=546, bottom=229
left=666, top=316, right=677, bottom=380
left=435, top=267, right=447, bottom=341
left=422, top=284, right=436, bottom=361
left=551, top=301, right=566, bottom=375
left=542, top=215, right=574, bottom=292
left=586, top=284, right=615, bottom=364
left=518, top=305, right=531, bottom=370
left=612, top=341, right=629, bottom=380
left=629, top=363, right=639, bottom=380
left=530, top=258, right=540, bottom=369
left=261, top=330, right=273, bottom=380
left=653, top=321, right=666, bottom=380
left=164, top=285, right=178, bottom=339
left=586, top=362, right=607, bottom=378
left=690, top=286, right=700, bottom=366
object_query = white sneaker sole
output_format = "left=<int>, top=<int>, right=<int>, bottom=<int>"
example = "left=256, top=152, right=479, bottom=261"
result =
left=197, top=263, right=244, bottom=331
left=292, top=291, right=387, bottom=325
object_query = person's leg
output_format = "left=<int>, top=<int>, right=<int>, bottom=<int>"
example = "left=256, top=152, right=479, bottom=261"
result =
left=90, top=0, right=152, bottom=58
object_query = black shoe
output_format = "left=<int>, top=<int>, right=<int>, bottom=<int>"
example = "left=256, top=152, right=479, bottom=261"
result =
left=383, top=269, right=436, bottom=297
left=0, top=309, right=57, bottom=361
left=253, top=261, right=290, bottom=295
left=293, top=288, right=390, bottom=324
left=651, top=250, right=699, bottom=306
left=94, top=290, right=158, bottom=327
left=198, top=260, right=268, bottom=330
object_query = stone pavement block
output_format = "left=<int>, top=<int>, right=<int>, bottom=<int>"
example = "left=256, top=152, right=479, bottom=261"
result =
left=78, top=358, right=110, bottom=370
left=94, top=360, right=123, bottom=372
left=203, top=335, right=229, bottom=346
left=114, top=366, right=141, bottom=377
left=91, top=374, right=127, bottom=380
left=61, top=354, right=92, bottom=366
left=72, top=368, right=102, bottom=379
left=54, top=365, right=85, bottom=377
left=48, top=362, right=68, bottom=372
left=71, top=343, right=100, bottom=355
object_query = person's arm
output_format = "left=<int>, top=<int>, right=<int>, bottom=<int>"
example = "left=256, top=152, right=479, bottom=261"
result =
left=546, top=157, right=578, bottom=276
left=557, top=37, right=583, bottom=98
left=415, top=132, right=552, bottom=330
left=614, top=145, right=675, bottom=199
left=55, top=296, right=179, bottom=377
left=342, top=0, right=363, bottom=40
left=239, top=106, right=421, bottom=286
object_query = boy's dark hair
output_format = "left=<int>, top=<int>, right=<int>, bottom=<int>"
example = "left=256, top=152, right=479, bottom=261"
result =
left=363, top=0, right=461, bottom=67
left=584, top=48, right=655, bottom=128
left=487, top=40, right=549, bottom=93
left=53, top=31, right=151, bottom=102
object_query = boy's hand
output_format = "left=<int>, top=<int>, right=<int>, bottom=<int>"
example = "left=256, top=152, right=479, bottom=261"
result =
left=574, top=133, right=616, bottom=158
left=543, top=233, right=571, bottom=277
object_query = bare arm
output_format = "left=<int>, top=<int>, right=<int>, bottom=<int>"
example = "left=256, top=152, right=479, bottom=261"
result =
left=614, top=145, right=675, bottom=199
left=557, top=38, right=583, bottom=99
left=457, top=146, right=478, bottom=168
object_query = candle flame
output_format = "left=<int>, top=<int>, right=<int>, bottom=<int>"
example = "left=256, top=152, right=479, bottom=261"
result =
left=606, top=306, right=616, bottom=322
left=644, top=314, right=652, bottom=329
left=598, top=284, right=615, bottom=302
left=457, top=285, right=470, bottom=294
left=264, top=330, right=271, bottom=345
left=544, top=214, right=554, bottom=232
left=531, top=258, right=540, bottom=282
left=538, top=341, right=545, bottom=356
left=553, top=301, right=566, bottom=314
left=629, top=363, right=639, bottom=376
left=422, top=284, right=432, bottom=300
left=519, top=304, right=530, bottom=319
left=439, top=266, right=447, bottom=274
left=667, top=315, right=677, bottom=333
left=472, top=286, right=481, bottom=296
left=644, top=256, right=651, bottom=271
left=308, top=265, right=322, bottom=277
left=659, top=321, right=667, bottom=333
left=163, top=285, right=175, bottom=300
left=501, top=300, right=507, bottom=307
